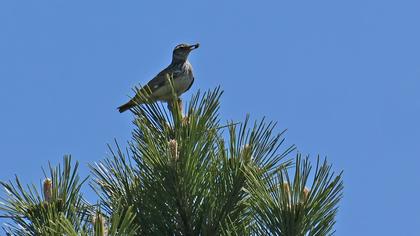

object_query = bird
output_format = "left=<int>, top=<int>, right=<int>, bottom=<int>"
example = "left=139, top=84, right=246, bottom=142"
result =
left=118, top=43, right=200, bottom=113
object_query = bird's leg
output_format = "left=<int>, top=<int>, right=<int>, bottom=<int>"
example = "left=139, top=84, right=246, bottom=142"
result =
left=167, top=98, right=190, bottom=126
left=167, top=98, right=183, bottom=115
left=178, top=98, right=190, bottom=126
left=177, top=98, right=183, bottom=114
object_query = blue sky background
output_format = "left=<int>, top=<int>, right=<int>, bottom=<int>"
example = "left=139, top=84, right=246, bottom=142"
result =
left=1, top=1, right=419, bottom=235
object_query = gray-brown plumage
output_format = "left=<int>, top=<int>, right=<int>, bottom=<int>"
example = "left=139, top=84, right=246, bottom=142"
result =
left=118, top=43, right=199, bottom=113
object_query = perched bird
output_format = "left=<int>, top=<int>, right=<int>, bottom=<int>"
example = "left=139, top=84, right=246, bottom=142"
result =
left=118, top=43, right=200, bottom=113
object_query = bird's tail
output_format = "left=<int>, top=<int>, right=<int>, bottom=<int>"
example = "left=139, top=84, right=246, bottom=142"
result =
left=117, top=100, right=137, bottom=113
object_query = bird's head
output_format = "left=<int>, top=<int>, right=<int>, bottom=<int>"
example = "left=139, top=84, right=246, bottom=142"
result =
left=172, top=43, right=199, bottom=62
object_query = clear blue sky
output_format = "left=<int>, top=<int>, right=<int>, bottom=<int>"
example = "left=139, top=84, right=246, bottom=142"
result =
left=1, top=1, right=419, bottom=235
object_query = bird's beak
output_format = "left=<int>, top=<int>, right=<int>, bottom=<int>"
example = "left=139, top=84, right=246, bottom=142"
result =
left=188, top=43, right=200, bottom=50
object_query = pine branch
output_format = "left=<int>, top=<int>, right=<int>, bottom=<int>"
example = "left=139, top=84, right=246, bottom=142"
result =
left=245, top=154, right=343, bottom=236
left=91, top=88, right=298, bottom=235
left=1, top=87, right=344, bottom=235
left=0, top=156, right=90, bottom=235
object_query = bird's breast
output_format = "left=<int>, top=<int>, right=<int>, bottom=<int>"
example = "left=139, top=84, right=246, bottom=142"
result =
left=151, top=62, right=194, bottom=101
left=173, top=62, right=194, bottom=94
left=174, top=73, right=194, bottom=93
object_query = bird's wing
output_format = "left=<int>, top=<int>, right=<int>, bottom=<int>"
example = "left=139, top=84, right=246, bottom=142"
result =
left=185, top=76, right=194, bottom=92
left=123, top=65, right=183, bottom=107
left=143, top=65, right=183, bottom=93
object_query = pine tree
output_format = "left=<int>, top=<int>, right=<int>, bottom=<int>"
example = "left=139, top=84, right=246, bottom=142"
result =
left=0, top=88, right=343, bottom=235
